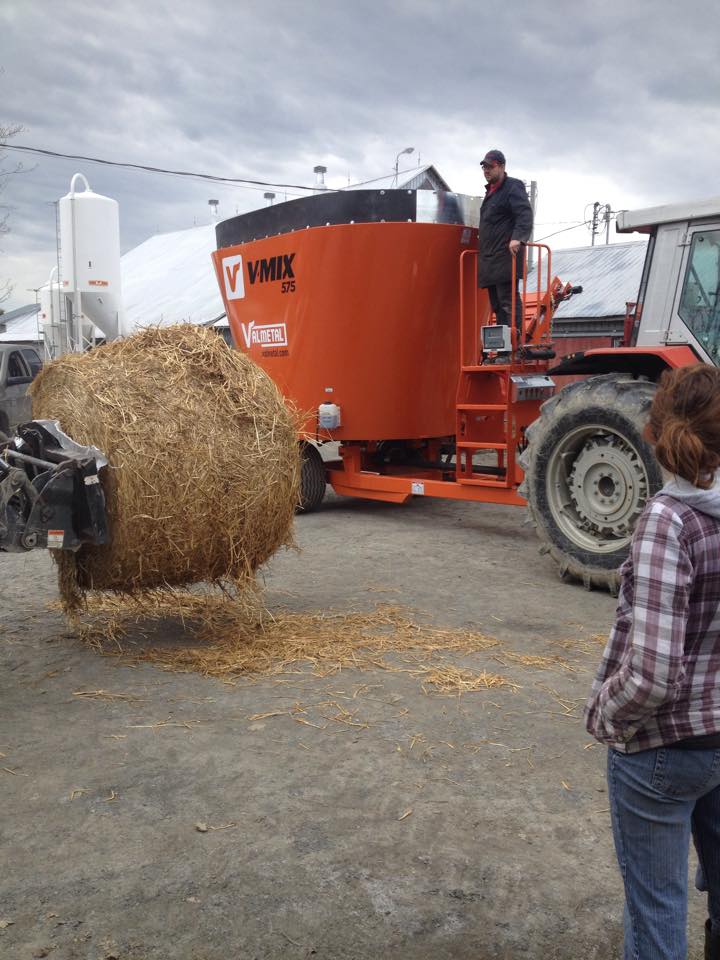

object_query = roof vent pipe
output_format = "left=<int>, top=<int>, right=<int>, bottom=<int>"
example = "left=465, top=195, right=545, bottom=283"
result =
left=313, top=165, right=328, bottom=191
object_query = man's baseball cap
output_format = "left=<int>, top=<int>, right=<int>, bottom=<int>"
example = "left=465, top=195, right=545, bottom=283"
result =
left=481, top=149, right=506, bottom=167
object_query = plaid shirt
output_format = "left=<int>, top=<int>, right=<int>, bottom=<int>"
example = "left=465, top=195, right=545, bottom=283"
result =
left=585, top=494, right=720, bottom=753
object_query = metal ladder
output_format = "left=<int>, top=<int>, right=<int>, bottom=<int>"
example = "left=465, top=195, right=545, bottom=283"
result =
left=455, top=244, right=554, bottom=489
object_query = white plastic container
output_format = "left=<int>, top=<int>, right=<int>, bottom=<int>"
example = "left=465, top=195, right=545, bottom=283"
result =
left=318, top=402, right=342, bottom=429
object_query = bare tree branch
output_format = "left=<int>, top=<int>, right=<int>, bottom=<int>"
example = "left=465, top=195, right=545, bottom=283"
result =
left=0, top=120, right=25, bottom=304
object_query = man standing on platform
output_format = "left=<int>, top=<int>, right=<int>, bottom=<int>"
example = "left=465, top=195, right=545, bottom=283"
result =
left=477, top=149, right=534, bottom=360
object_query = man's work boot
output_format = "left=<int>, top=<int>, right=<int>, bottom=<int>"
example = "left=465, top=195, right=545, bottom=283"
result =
left=705, top=919, right=720, bottom=959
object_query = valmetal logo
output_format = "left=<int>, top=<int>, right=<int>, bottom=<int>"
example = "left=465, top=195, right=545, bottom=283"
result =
left=240, top=321, right=288, bottom=349
left=222, top=254, right=246, bottom=300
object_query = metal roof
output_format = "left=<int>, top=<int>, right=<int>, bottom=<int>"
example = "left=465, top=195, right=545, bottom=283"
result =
left=0, top=303, right=42, bottom=343
left=528, top=241, right=648, bottom=319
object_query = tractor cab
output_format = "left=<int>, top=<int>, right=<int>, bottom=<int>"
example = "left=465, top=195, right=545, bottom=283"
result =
left=617, top=197, right=720, bottom=366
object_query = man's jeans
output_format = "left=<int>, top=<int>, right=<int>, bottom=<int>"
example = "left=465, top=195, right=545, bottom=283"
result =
left=608, top=746, right=720, bottom=960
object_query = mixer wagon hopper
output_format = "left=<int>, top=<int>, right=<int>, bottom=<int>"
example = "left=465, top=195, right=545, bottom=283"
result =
left=211, top=191, right=577, bottom=544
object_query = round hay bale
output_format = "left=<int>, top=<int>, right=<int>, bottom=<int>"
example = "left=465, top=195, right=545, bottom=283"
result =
left=30, top=324, right=301, bottom=607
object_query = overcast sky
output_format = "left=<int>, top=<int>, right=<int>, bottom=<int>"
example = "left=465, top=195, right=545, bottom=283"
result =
left=2, top=0, right=720, bottom=311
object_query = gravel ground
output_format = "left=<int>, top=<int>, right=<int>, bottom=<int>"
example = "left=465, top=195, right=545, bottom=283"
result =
left=1, top=490, right=709, bottom=959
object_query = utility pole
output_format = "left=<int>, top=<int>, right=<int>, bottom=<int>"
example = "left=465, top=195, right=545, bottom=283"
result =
left=604, top=203, right=612, bottom=244
left=591, top=201, right=601, bottom=246
left=589, top=201, right=614, bottom=245
left=527, top=180, right=538, bottom=269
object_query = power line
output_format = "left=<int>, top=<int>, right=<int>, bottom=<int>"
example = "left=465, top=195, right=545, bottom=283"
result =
left=2, top=142, right=318, bottom=192
left=536, top=220, right=592, bottom=242
left=535, top=220, right=588, bottom=227
left=2, top=142, right=430, bottom=199
left=4, top=142, right=601, bottom=242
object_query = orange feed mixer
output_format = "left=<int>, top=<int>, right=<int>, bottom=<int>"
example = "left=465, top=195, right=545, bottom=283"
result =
left=212, top=188, right=561, bottom=510
left=212, top=189, right=483, bottom=442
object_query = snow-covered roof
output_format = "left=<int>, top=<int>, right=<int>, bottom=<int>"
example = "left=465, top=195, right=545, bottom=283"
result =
left=121, top=223, right=226, bottom=330
left=342, top=164, right=451, bottom=193
left=529, top=241, right=648, bottom=319
left=0, top=303, right=42, bottom=343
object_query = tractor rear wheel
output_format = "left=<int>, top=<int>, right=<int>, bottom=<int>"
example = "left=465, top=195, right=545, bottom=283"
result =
left=298, top=441, right=326, bottom=512
left=519, top=374, right=663, bottom=592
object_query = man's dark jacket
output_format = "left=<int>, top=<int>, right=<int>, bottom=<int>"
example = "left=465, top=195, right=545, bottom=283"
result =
left=477, top=174, right=533, bottom=287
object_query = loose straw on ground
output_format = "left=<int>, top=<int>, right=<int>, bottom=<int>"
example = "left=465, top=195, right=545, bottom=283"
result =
left=72, top=594, right=515, bottom=694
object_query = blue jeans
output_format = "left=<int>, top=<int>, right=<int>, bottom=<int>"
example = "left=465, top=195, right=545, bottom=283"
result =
left=608, top=746, right=720, bottom=960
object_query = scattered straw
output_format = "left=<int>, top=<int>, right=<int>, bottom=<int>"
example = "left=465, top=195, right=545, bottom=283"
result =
left=415, top=665, right=519, bottom=695
left=73, top=689, right=145, bottom=702
left=56, top=582, right=582, bottom=699
left=87, top=599, right=503, bottom=686
left=65, top=594, right=519, bottom=695
left=494, top=651, right=575, bottom=672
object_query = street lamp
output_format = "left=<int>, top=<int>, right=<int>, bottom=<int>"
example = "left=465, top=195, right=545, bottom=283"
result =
left=394, top=146, right=415, bottom=186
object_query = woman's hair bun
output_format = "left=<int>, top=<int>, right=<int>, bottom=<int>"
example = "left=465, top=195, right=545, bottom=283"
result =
left=647, top=365, right=720, bottom=489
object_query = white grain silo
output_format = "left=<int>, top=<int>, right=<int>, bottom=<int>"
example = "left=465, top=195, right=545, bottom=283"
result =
left=58, top=173, right=127, bottom=346
left=39, top=266, right=68, bottom=359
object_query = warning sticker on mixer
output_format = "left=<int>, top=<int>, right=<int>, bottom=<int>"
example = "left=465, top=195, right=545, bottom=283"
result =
left=47, top=530, right=65, bottom=549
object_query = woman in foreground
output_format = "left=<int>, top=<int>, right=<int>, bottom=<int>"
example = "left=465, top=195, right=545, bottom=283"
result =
left=586, top=364, right=720, bottom=960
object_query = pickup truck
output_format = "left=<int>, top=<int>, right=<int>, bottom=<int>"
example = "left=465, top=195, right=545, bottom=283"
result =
left=0, top=343, right=43, bottom=439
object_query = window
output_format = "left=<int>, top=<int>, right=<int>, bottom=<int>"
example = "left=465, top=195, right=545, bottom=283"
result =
left=678, top=229, right=720, bottom=363
left=7, top=352, right=28, bottom=380
left=21, top=348, right=42, bottom=378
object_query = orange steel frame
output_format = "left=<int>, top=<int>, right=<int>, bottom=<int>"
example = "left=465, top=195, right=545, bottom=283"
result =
left=327, top=244, right=562, bottom=506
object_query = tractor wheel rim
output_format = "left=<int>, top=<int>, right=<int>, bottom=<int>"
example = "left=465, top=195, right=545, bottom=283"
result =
left=546, top=424, right=649, bottom=554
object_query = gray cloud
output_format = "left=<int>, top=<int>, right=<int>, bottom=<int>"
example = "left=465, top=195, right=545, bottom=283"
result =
left=2, top=0, right=720, bottom=308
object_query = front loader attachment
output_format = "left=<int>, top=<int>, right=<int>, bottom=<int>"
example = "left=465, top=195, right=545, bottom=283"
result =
left=0, top=421, right=108, bottom=553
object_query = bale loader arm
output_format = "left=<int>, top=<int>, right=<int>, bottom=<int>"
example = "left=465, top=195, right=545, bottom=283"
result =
left=0, top=421, right=108, bottom=553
